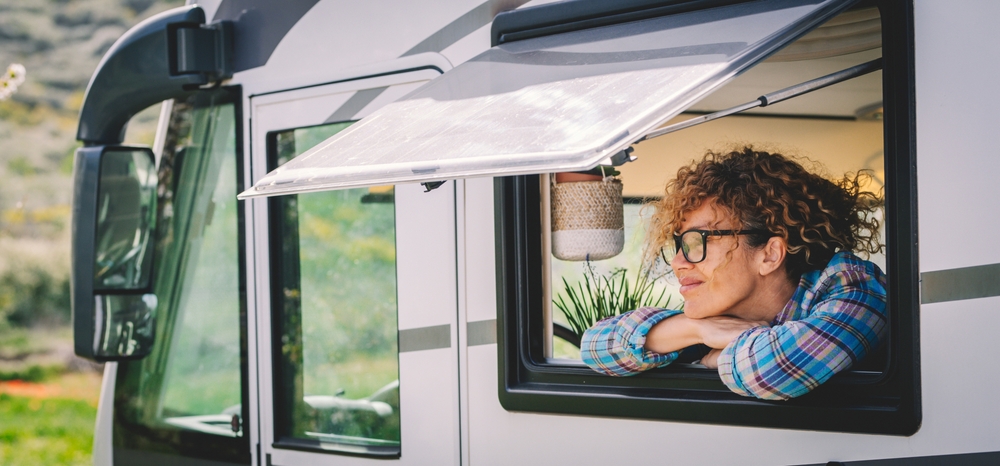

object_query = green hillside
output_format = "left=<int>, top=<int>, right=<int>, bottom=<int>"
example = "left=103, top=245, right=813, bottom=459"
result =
left=0, top=0, right=183, bottom=332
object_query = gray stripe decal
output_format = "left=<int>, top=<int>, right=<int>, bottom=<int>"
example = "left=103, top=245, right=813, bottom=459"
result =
left=399, top=324, right=451, bottom=353
left=324, top=87, right=389, bottom=123
left=797, top=450, right=1000, bottom=466
left=468, top=319, right=497, bottom=346
left=921, top=262, right=1000, bottom=304
left=401, top=0, right=531, bottom=57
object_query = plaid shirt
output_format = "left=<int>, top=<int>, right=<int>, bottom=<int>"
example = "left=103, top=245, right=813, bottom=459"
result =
left=580, top=252, right=887, bottom=400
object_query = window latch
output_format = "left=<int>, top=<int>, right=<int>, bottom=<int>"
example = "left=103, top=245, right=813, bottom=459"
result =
left=421, top=180, right=448, bottom=192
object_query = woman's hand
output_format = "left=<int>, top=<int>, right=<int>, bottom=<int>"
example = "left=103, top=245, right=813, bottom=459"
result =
left=695, top=318, right=769, bottom=369
left=694, top=316, right=770, bottom=349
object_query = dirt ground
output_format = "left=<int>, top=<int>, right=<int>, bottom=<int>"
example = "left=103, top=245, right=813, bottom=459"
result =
left=0, top=370, right=104, bottom=406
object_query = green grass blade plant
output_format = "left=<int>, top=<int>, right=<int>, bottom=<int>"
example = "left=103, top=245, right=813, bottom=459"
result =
left=554, top=264, right=678, bottom=339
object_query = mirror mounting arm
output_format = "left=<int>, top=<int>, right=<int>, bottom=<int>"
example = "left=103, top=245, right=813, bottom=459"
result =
left=77, top=5, right=233, bottom=145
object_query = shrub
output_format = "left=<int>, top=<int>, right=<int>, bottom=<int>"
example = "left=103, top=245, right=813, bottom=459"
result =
left=0, top=236, right=71, bottom=329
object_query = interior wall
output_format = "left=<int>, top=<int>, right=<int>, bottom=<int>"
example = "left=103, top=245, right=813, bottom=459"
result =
left=620, top=114, right=884, bottom=198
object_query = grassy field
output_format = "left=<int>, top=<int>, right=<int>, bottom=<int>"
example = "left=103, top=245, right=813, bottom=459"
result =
left=0, top=372, right=103, bottom=466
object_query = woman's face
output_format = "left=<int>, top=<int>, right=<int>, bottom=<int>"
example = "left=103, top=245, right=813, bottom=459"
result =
left=670, top=202, right=761, bottom=319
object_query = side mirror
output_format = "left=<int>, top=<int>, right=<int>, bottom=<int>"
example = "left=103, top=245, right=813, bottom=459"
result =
left=72, top=146, right=158, bottom=360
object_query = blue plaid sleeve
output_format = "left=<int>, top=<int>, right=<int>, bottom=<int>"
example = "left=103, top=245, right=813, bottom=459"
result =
left=717, top=254, right=887, bottom=400
left=581, top=307, right=684, bottom=376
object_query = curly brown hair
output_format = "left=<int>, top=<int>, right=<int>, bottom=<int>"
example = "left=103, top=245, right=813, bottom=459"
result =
left=645, top=146, right=884, bottom=280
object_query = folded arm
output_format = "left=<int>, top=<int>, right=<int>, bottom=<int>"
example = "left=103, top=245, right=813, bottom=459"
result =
left=581, top=308, right=766, bottom=376
left=717, top=263, right=888, bottom=400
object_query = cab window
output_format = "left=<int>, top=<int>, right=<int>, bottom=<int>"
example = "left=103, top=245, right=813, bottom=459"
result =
left=113, top=88, right=251, bottom=462
left=267, top=122, right=401, bottom=456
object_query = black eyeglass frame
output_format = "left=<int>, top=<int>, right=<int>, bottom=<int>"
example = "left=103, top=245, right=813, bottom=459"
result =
left=670, top=229, right=772, bottom=264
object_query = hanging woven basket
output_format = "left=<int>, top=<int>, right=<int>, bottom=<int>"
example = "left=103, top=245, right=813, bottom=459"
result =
left=551, top=177, right=624, bottom=261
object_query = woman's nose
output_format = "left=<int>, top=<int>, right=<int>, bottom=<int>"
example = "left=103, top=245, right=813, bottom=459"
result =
left=671, top=248, right=693, bottom=270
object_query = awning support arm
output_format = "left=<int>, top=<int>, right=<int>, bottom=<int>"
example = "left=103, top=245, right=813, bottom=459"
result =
left=636, top=58, right=883, bottom=143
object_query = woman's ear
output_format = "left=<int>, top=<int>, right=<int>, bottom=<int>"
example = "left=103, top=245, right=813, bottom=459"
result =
left=757, top=236, right=787, bottom=277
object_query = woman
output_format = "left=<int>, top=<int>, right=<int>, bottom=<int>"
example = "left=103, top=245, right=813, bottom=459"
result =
left=581, top=146, right=887, bottom=400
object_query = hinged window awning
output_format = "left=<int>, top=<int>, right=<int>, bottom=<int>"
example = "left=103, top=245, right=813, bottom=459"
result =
left=239, top=0, right=856, bottom=199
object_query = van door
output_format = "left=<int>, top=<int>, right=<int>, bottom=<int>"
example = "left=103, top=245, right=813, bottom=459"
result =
left=247, top=69, right=462, bottom=465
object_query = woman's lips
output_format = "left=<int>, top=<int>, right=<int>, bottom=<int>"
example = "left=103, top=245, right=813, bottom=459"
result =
left=678, top=277, right=702, bottom=294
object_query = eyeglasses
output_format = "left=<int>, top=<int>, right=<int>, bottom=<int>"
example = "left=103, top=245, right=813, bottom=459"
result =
left=668, top=229, right=771, bottom=264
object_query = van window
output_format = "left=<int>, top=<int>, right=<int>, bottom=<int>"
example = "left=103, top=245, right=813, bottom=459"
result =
left=268, top=122, right=401, bottom=456
left=497, top=1, right=920, bottom=435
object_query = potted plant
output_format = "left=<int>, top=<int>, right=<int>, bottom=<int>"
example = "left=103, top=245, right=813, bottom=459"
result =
left=553, top=264, right=678, bottom=345
left=551, top=166, right=624, bottom=261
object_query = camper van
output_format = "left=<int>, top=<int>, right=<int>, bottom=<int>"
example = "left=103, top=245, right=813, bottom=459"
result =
left=70, top=0, right=1000, bottom=464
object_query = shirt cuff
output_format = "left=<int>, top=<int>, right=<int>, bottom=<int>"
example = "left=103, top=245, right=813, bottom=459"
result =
left=717, top=327, right=792, bottom=400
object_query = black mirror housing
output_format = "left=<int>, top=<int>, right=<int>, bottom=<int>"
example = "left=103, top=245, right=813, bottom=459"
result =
left=72, top=145, right=158, bottom=361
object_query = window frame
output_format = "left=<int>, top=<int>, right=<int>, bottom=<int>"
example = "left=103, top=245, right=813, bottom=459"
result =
left=495, top=0, right=920, bottom=436
left=265, top=121, right=403, bottom=458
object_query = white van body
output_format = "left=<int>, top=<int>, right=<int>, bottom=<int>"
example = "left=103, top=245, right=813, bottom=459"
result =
left=81, top=0, right=1000, bottom=465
